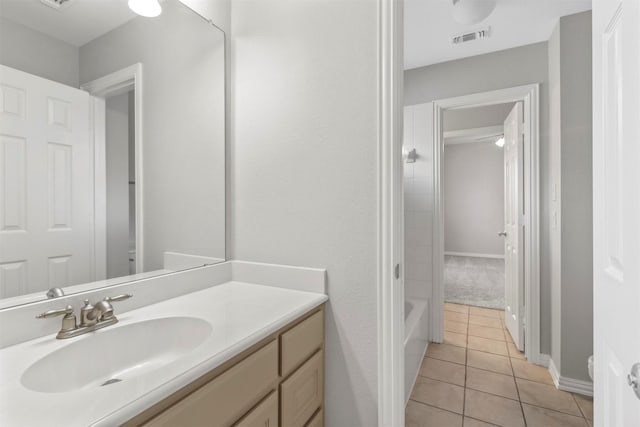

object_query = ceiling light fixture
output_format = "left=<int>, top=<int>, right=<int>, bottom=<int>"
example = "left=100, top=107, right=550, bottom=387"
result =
left=452, top=0, right=497, bottom=25
left=128, top=0, right=162, bottom=17
left=495, top=136, right=505, bottom=147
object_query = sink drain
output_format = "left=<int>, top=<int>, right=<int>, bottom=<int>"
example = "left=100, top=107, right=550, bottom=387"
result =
left=101, top=378, right=123, bottom=386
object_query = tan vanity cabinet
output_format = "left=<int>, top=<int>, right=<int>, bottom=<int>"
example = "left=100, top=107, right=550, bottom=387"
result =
left=280, top=350, right=324, bottom=427
left=235, top=391, right=279, bottom=427
left=126, top=305, right=325, bottom=427
left=305, top=409, right=324, bottom=427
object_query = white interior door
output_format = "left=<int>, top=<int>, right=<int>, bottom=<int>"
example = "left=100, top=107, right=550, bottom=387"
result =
left=593, top=0, right=640, bottom=424
left=0, top=65, right=94, bottom=297
left=503, top=102, right=524, bottom=350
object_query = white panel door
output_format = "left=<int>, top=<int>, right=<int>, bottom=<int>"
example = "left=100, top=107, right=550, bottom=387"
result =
left=0, top=65, right=93, bottom=298
left=503, top=102, right=524, bottom=350
left=593, top=0, right=640, bottom=424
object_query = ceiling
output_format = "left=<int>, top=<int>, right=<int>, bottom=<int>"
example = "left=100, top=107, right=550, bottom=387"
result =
left=0, top=0, right=136, bottom=47
left=405, top=0, right=592, bottom=70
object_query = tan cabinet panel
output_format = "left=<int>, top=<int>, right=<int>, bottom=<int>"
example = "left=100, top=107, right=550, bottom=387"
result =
left=304, top=409, right=323, bottom=427
left=144, top=340, right=278, bottom=427
left=235, top=391, right=278, bottom=427
left=281, top=350, right=324, bottom=427
left=280, top=310, right=324, bottom=376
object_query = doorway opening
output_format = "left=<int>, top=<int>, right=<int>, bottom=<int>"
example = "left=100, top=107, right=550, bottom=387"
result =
left=442, top=102, right=515, bottom=311
left=432, top=84, right=543, bottom=365
left=81, top=63, right=144, bottom=280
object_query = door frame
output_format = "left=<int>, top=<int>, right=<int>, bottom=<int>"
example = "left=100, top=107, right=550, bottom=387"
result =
left=431, top=84, right=544, bottom=365
left=81, top=63, right=144, bottom=277
left=377, top=0, right=405, bottom=426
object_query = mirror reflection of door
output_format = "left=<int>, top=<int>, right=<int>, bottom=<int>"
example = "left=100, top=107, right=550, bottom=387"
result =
left=0, top=66, right=94, bottom=297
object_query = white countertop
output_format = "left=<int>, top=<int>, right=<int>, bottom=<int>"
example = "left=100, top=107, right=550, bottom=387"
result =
left=0, top=281, right=327, bottom=427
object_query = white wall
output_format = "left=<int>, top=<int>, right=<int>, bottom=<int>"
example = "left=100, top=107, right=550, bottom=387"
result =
left=105, top=92, right=132, bottom=279
left=404, top=104, right=435, bottom=302
left=404, top=42, right=553, bottom=354
left=444, top=142, right=504, bottom=256
left=180, top=0, right=230, bottom=33
left=79, top=0, right=226, bottom=271
left=230, top=1, right=379, bottom=424
left=0, top=17, right=79, bottom=87
left=549, top=11, right=593, bottom=383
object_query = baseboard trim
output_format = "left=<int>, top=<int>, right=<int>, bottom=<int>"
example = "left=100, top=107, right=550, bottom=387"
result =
left=548, top=358, right=594, bottom=396
left=444, top=251, right=505, bottom=259
left=533, top=353, right=551, bottom=367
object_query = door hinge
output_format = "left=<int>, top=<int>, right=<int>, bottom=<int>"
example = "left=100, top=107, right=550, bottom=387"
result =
left=394, top=264, right=401, bottom=280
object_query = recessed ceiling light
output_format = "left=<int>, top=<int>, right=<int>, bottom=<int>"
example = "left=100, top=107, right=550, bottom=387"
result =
left=128, top=0, right=162, bottom=17
left=495, top=137, right=505, bottom=147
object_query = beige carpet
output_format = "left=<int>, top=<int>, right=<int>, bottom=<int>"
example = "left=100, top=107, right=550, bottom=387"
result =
left=444, top=255, right=505, bottom=309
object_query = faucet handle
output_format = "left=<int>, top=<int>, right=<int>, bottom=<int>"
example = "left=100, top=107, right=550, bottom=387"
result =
left=36, top=305, right=77, bottom=334
left=104, top=294, right=133, bottom=303
left=36, top=305, right=74, bottom=319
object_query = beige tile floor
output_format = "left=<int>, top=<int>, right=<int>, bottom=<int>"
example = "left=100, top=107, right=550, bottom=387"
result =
left=406, top=303, right=594, bottom=427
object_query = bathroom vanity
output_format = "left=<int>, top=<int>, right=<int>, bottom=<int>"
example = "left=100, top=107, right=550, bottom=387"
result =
left=0, top=261, right=328, bottom=427
left=127, top=305, right=325, bottom=427
left=0, top=3, right=330, bottom=426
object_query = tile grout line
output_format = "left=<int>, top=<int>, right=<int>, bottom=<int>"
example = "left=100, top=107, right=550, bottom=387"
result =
left=570, top=392, right=592, bottom=422
left=422, top=356, right=523, bottom=379
left=522, top=400, right=592, bottom=420
left=408, top=398, right=465, bottom=419
left=505, top=322, right=528, bottom=427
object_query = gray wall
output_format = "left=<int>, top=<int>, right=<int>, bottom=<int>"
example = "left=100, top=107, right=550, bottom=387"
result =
left=105, top=92, right=132, bottom=279
left=80, top=0, right=226, bottom=270
left=444, top=142, right=504, bottom=256
left=231, top=0, right=379, bottom=424
left=444, top=103, right=514, bottom=131
left=548, top=18, right=563, bottom=378
left=0, top=17, right=79, bottom=87
left=405, top=42, right=553, bottom=354
left=549, top=11, right=593, bottom=382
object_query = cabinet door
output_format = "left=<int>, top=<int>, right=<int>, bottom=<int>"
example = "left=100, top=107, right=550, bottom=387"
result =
left=305, top=409, right=323, bottom=427
left=235, top=391, right=278, bottom=427
left=144, top=340, right=278, bottom=427
left=280, top=310, right=323, bottom=376
left=281, top=350, right=324, bottom=427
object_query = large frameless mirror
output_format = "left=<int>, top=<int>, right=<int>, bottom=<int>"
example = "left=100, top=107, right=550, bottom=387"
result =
left=0, top=0, right=226, bottom=308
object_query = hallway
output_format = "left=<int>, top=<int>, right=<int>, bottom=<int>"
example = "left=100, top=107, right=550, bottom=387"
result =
left=406, top=303, right=593, bottom=426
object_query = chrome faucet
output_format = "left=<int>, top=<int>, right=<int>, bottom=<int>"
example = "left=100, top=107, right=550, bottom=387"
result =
left=37, top=294, right=133, bottom=339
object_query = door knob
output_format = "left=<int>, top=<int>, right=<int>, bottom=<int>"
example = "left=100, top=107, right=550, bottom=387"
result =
left=629, top=363, right=640, bottom=399
left=498, top=231, right=507, bottom=237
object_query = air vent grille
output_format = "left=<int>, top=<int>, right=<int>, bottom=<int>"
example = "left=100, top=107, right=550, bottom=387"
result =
left=40, top=0, right=76, bottom=11
left=452, top=27, right=491, bottom=45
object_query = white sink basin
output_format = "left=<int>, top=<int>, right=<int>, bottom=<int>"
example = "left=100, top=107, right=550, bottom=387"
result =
left=21, top=317, right=211, bottom=393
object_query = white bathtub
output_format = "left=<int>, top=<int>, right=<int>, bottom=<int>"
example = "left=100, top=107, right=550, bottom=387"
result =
left=404, top=298, right=429, bottom=403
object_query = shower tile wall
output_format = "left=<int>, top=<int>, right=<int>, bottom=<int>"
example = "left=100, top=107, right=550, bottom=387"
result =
left=404, top=103, right=434, bottom=301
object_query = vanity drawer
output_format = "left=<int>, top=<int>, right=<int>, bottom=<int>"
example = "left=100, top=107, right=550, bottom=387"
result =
left=280, top=310, right=324, bottom=376
left=234, top=391, right=278, bottom=427
left=281, top=350, right=324, bottom=427
left=305, top=409, right=324, bottom=427
left=145, top=340, right=278, bottom=427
